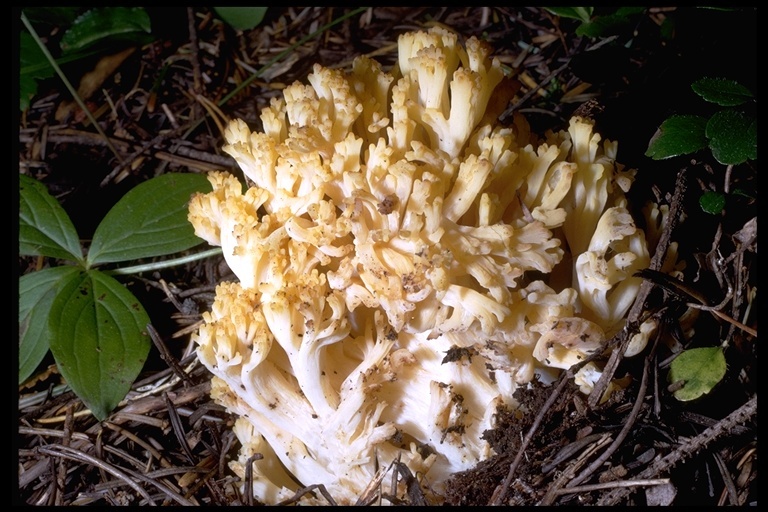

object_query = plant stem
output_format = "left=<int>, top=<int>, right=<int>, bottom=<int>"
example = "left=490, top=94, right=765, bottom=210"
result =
left=106, top=248, right=223, bottom=276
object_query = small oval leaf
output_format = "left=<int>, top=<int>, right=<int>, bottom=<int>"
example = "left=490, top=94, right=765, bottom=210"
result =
left=19, top=266, right=83, bottom=384
left=213, top=7, right=268, bottom=31
left=668, top=346, right=727, bottom=402
left=48, top=270, right=151, bottom=420
left=692, top=77, right=753, bottom=107
left=87, top=173, right=212, bottom=266
left=706, top=110, right=757, bottom=165
left=19, top=174, right=84, bottom=263
left=645, top=115, right=708, bottom=160
left=699, top=191, right=726, bottom=215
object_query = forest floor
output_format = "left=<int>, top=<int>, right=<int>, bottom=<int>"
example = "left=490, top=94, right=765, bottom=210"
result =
left=17, top=7, right=756, bottom=506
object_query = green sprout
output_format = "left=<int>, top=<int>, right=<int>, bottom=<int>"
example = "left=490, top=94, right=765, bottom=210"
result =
left=645, top=77, right=756, bottom=215
left=544, top=6, right=645, bottom=38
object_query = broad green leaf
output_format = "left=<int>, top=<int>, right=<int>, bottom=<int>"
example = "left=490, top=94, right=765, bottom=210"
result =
left=213, top=7, right=268, bottom=31
left=544, top=7, right=593, bottom=22
left=706, top=110, right=757, bottom=165
left=19, top=31, right=55, bottom=111
left=19, top=266, right=82, bottom=384
left=87, top=173, right=212, bottom=266
left=692, top=77, right=753, bottom=107
left=19, top=174, right=84, bottom=263
left=668, top=346, right=727, bottom=401
left=645, top=115, right=708, bottom=160
left=48, top=269, right=151, bottom=420
left=60, top=7, right=151, bottom=54
left=699, top=191, right=726, bottom=215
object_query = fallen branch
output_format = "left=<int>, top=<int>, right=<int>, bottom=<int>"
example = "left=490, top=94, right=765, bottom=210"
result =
left=596, top=394, right=756, bottom=505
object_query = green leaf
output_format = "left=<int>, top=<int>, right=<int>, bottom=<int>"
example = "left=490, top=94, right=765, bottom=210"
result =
left=544, top=7, right=593, bottom=23
left=692, top=77, right=753, bottom=107
left=575, top=8, right=644, bottom=37
left=19, top=174, right=84, bottom=263
left=19, top=267, right=83, bottom=384
left=213, top=7, right=268, bottom=31
left=60, top=7, right=151, bottom=54
left=576, top=17, right=618, bottom=37
left=645, top=115, right=708, bottom=160
left=20, top=74, right=38, bottom=112
left=19, top=31, right=55, bottom=111
left=87, top=173, right=212, bottom=266
left=668, top=346, right=727, bottom=402
left=731, top=187, right=755, bottom=200
left=699, top=191, right=726, bottom=215
left=21, top=7, right=80, bottom=26
left=48, top=269, right=151, bottom=420
left=659, top=15, right=676, bottom=41
left=706, top=110, right=757, bottom=165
